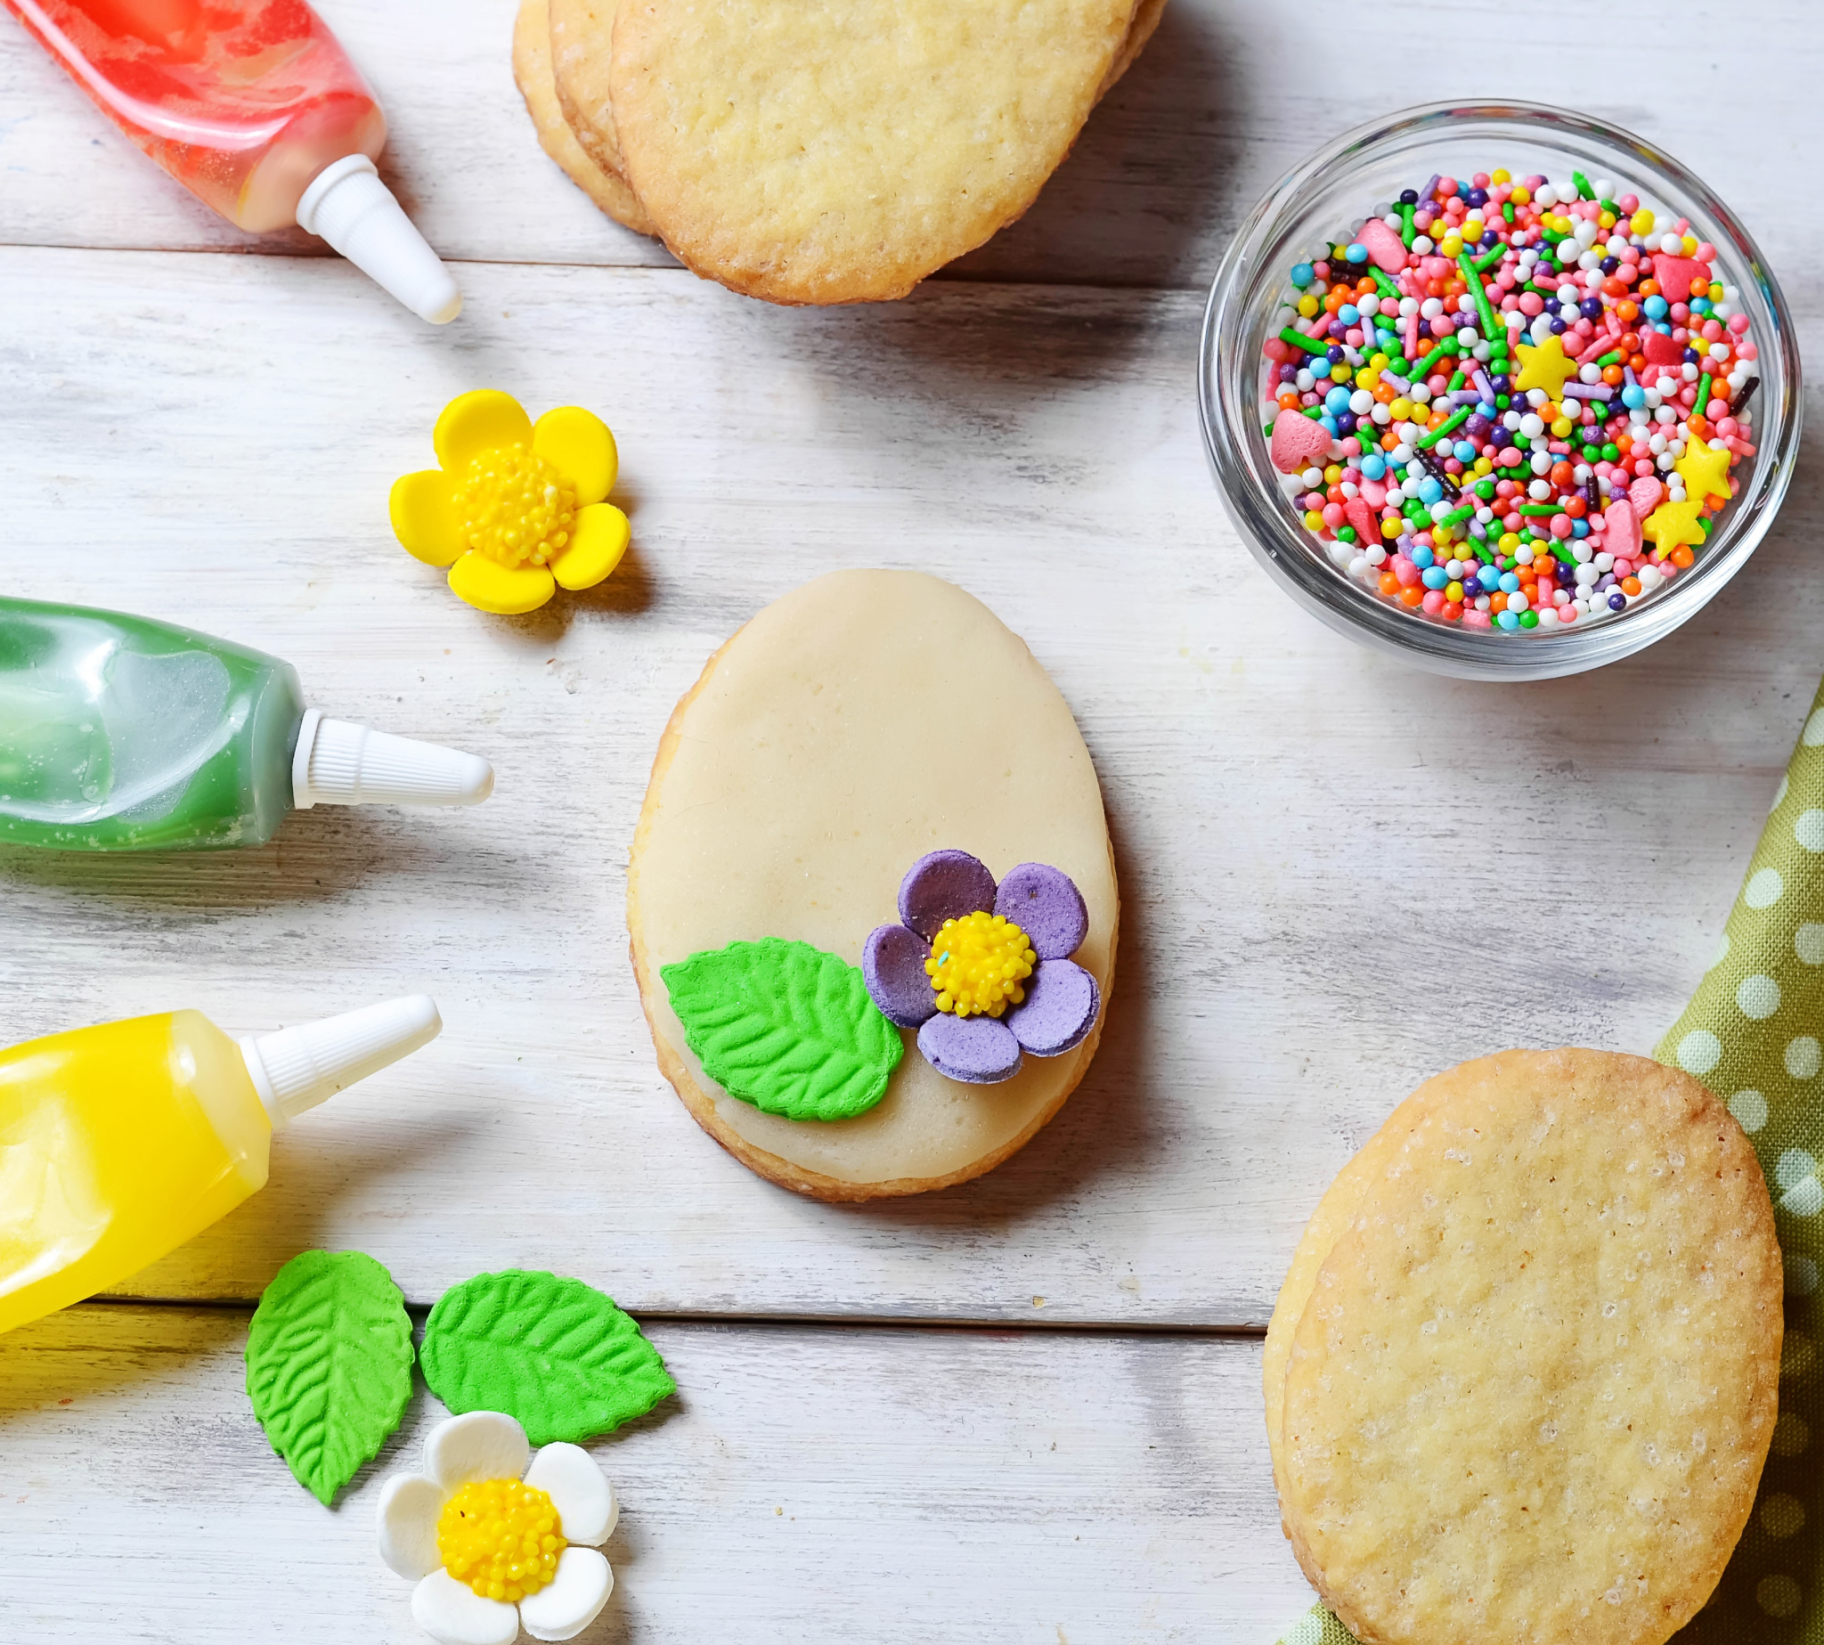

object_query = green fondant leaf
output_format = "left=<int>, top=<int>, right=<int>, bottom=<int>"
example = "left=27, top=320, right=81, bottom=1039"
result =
left=660, top=937, right=904, bottom=1121
left=420, top=1270, right=674, bottom=1445
left=244, top=1249, right=414, bottom=1505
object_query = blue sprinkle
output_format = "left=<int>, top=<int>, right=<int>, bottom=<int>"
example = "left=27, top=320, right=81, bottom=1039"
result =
left=1452, top=440, right=1478, bottom=463
left=1410, top=546, right=1435, bottom=569
left=1422, top=567, right=1448, bottom=590
left=1346, top=242, right=1368, bottom=263
left=1360, top=454, right=1387, bottom=480
left=1324, top=386, right=1353, bottom=415
left=1497, top=610, right=1521, bottom=630
left=1499, top=571, right=1521, bottom=593
left=1292, top=263, right=1315, bottom=288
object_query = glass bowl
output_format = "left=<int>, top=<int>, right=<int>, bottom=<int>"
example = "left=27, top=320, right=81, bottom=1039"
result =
left=1198, top=101, right=1803, bottom=681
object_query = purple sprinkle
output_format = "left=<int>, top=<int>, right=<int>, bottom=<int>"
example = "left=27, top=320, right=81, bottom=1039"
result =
left=1380, top=371, right=1410, bottom=393
left=1471, top=369, right=1495, bottom=400
left=917, top=1013, right=1023, bottom=1085
left=862, top=924, right=936, bottom=1029
left=1623, top=366, right=1639, bottom=387
left=1561, top=383, right=1612, bottom=401
left=1007, top=961, right=1101, bottom=1059
left=1420, top=174, right=1441, bottom=203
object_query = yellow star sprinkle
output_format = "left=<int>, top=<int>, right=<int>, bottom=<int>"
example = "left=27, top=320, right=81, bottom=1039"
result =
left=1675, top=440, right=1733, bottom=507
left=1642, top=497, right=1707, bottom=554
left=1513, top=333, right=1580, bottom=398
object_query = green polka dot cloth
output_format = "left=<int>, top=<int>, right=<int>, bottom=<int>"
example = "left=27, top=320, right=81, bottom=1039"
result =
left=1269, top=677, right=1824, bottom=1645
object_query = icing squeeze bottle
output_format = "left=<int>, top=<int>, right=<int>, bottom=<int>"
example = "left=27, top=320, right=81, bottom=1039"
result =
left=3, top=0, right=461, bottom=322
left=0, top=597, right=494, bottom=851
left=0, top=995, right=441, bottom=1335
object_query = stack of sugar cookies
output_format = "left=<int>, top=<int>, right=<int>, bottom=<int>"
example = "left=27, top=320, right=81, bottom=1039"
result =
left=1267, top=1049, right=1782, bottom=1645
left=513, top=0, right=1165, bottom=304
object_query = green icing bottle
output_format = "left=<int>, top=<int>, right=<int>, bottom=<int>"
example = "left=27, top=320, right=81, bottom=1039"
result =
left=0, top=598, right=493, bottom=851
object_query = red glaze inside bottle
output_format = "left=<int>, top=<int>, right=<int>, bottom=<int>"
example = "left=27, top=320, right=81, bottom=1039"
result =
left=5, top=0, right=386, bottom=231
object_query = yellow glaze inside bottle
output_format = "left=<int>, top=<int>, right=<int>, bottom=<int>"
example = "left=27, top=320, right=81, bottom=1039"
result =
left=0, top=1010, right=270, bottom=1336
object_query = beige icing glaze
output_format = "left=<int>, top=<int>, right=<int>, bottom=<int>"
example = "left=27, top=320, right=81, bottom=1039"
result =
left=628, top=570, right=1117, bottom=1199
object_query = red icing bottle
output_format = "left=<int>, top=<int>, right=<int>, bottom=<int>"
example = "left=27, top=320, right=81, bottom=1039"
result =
left=6, top=0, right=460, bottom=321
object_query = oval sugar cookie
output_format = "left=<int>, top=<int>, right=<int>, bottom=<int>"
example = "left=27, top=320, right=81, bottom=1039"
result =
left=1280, top=1049, right=1781, bottom=1645
left=606, top=0, right=1143, bottom=304
left=518, top=0, right=655, bottom=234
left=627, top=571, right=1118, bottom=1200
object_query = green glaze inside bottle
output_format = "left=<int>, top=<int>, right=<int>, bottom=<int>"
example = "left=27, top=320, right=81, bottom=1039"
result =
left=0, top=599, right=492, bottom=852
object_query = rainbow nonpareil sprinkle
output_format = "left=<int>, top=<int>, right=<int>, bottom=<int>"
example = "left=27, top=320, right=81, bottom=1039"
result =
left=1261, top=168, right=1759, bottom=632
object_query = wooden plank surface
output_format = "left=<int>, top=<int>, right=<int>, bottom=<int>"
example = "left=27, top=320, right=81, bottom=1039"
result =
left=1, top=244, right=1820, bottom=1324
left=3, top=0, right=1823, bottom=1638
left=1, top=1304, right=1305, bottom=1644
left=2, top=0, right=1821, bottom=294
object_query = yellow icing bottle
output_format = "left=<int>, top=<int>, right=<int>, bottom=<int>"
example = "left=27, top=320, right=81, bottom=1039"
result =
left=0, top=995, right=439, bottom=1336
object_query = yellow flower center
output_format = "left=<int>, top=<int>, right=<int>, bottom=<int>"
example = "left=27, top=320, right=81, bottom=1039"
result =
left=436, top=1477, right=567, bottom=1603
left=454, top=444, right=577, bottom=569
left=926, top=910, right=1036, bottom=1018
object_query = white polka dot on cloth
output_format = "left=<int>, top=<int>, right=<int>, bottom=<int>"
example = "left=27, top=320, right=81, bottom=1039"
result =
left=1776, top=1150, right=1817, bottom=1191
left=1762, top=1494, right=1807, bottom=1538
left=1759, top=1575, right=1803, bottom=1618
left=1787, top=1255, right=1819, bottom=1296
left=1710, top=932, right=1731, bottom=970
left=1787, top=1035, right=1821, bottom=1079
left=1730, top=1090, right=1769, bottom=1132
left=1738, top=974, right=1782, bottom=1019
left=1774, top=1413, right=1812, bottom=1457
left=1797, top=810, right=1824, bottom=852
left=1783, top=1179, right=1824, bottom=1218
left=1783, top=1333, right=1817, bottom=1378
left=1797, top=923, right=1824, bottom=966
left=1804, top=707, right=1824, bottom=746
left=1773, top=771, right=1792, bottom=810
left=1677, top=1030, right=1722, bottom=1075
left=1746, top=867, right=1786, bottom=908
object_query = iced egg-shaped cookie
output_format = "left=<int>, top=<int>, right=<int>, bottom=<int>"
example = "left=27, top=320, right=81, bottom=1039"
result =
left=628, top=571, right=1118, bottom=1200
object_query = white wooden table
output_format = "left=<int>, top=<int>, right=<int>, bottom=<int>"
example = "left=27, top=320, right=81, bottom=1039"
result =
left=1, top=2, right=1819, bottom=1638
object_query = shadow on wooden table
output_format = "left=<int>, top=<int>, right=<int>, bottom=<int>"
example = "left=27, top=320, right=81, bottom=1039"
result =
left=0, top=1302, right=246, bottom=1422
left=944, top=1, right=1241, bottom=292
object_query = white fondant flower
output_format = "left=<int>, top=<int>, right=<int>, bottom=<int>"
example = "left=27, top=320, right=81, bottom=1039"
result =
left=378, top=1411, right=618, bottom=1645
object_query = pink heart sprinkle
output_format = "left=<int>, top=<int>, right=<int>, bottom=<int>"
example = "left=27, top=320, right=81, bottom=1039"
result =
left=1270, top=409, right=1330, bottom=474
left=1357, top=217, right=1408, bottom=274
left=1652, top=255, right=1705, bottom=304
left=1604, top=498, right=1642, bottom=559
left=1628, top=477, right=1665, bottom=518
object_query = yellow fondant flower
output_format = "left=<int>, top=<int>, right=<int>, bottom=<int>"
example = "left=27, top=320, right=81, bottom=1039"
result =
left=391, top=391, right=630, bottom=615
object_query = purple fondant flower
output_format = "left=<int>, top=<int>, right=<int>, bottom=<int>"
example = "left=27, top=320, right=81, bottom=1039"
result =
left=862, top=849, right=1100, bottom=1085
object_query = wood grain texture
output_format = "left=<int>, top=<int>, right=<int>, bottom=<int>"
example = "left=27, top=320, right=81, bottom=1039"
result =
left=0, top=245, right=1819, bottom=1326
left=0, top=1304, right=1310, bottom=1643
left=0, top=0, right=1820, bottom=295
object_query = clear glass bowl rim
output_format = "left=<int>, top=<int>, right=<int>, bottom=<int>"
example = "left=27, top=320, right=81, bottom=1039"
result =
left=1197, top=99, right=1804, bottom=681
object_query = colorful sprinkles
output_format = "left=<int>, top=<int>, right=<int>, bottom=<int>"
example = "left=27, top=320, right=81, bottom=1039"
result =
left=1261, top=168, right=1759, bottom=632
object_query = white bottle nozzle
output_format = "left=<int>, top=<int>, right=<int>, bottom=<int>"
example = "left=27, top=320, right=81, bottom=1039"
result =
left=241, top=994, right=441, bottom=1129
left=296, top=154, right=462, bottom=325
left=292, top=709, right=495, bottom=811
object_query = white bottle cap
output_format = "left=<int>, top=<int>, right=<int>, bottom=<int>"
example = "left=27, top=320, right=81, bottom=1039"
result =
left=296, top=154, right=462, bottom=325
left=241, top=994, right=442, bottom=1129
left=292, top=709, right=495, bottom=811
